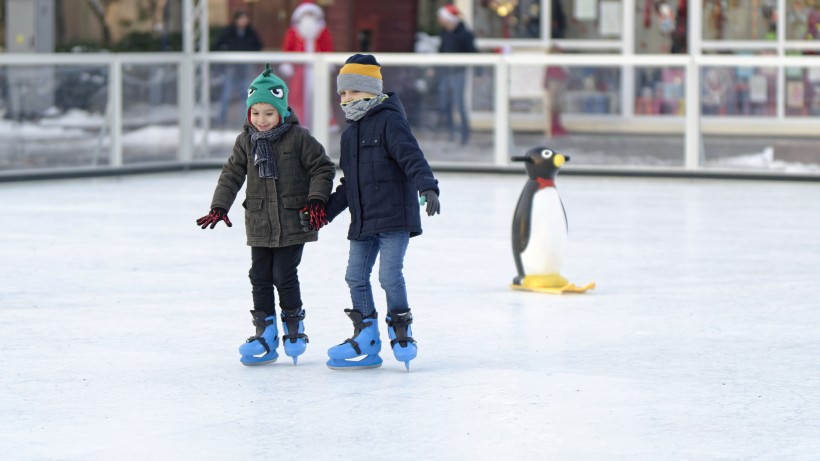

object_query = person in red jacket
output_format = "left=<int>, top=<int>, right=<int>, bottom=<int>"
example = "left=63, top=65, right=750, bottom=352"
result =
left=280, top=1, right=334, bottom=129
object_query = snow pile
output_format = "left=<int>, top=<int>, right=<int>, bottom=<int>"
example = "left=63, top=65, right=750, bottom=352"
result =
left=709, top=146, right=820, bottom=173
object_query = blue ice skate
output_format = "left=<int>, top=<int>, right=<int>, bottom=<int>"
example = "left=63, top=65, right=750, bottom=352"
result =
left=280, top=307, right=309, bottom=365
left=239, top=310, right=279, bottom=366
left=386, top=311, right=417, bottom=371
left=326, top=309, right=382, bottom=370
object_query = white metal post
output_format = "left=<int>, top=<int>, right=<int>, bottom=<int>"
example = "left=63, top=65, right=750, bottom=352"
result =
left=542, top=0, right=552, bottom=50
left=312, top=53, right=331, bottom=154
left=108, top=58, right=123, bottom=167
left=621, top=0, right=636, bottom=119
left=494, top=56, right=511, bottom=166
left=198, top=0, right=210, bottom=159
left=776, top=0, right=787, bottom=120
left=684, top=57, right=700, bottom=170
left=689, top=0, right=702, bottom=56
left=179, top=0, right=195, bottom=163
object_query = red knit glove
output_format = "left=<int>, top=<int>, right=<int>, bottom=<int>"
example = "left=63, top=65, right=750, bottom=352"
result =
left=299, top=199, right=328, bottom=232
left=196, top=207, right=232, bottom=229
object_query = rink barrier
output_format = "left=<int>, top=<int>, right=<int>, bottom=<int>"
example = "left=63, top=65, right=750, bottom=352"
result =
left=1, top=52, right=819, bottom=180
left=2, top=161, right=819, bottom=184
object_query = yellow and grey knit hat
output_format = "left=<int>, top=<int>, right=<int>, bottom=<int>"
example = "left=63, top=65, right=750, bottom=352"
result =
left=337, top=54, right=383, bottom=95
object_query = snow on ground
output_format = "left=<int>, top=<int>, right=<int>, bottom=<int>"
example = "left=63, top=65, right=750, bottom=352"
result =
left=1, top=171, right=819, bottom=460
left=0, top=118, right=89, bottom=139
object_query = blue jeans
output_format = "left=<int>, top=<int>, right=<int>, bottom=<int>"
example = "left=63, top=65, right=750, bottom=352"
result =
left=438, top=69, right=470, bottom=144
left=345, top=232, right=410, bottom=317
left=217, top=64, right=255, bottom=126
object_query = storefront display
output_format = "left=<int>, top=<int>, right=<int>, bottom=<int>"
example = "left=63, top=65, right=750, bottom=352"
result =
left=787, top=0, right=820, bottom=40
left=469, top=0, right=817, bottom=119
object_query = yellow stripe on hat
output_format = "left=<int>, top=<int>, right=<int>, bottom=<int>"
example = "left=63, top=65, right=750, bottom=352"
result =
left=339, top=63, right=382, bottom=80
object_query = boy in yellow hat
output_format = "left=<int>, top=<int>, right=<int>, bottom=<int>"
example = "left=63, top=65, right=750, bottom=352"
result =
left=325, top=54, right=441, bottom=371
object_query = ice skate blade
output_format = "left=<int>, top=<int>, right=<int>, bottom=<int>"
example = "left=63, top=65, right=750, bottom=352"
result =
left=240, top=352, right=279, bottom=366
left=326, top=354, right=383, bottom=370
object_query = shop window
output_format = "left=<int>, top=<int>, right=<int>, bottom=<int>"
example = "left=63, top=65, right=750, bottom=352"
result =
left=564, top=66, right=622, bottom=114
left=787, top=0, right=820, bottom=40
left=559, top=0, right=624, bottom=40
left=636, top=0, right=688, bottom=53
left=635, top=67, right=686, bottom=115
left=473, top=0, right=541, bottom=38
left=701, top=65, right=778, bottom=116
left=702, top=0, right=778, bottom=41
left=784, top=67, right=820, bottom=116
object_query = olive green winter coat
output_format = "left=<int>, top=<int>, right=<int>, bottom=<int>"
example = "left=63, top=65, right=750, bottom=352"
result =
left=210, top=115, right=335, bottom=247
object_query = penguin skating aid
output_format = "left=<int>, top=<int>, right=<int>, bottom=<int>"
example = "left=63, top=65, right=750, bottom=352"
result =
left=510, top=147, right=595, bottom=294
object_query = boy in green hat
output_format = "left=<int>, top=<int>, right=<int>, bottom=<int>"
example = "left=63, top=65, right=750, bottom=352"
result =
left=196, top=64, right=335, bottom=366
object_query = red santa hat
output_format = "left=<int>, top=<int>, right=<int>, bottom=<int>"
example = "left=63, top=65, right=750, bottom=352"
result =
left=437, top=4, right=461, bottom=25
left=291, top=1, right=325, bottom=23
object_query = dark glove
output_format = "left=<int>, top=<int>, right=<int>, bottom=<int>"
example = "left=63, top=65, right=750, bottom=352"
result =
left=196, top=207, right=232, bottom=229
left=299, top=199, right=328, bottom=232
left=420, top=190, right=440, bottom=216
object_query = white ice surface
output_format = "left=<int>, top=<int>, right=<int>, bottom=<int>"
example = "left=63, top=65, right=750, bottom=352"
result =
left=2, top=172, right=820, bottom=460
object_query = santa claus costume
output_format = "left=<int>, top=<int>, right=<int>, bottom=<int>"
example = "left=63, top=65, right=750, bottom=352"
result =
left=281, top=2, right=334, bottom=129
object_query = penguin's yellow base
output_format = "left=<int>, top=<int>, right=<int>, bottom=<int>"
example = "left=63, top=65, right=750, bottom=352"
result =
left=510, top=274, right=596, bottom=294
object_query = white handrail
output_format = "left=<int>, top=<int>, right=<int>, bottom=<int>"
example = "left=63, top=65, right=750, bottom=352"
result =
left=1, top=51, right=819, bottom=178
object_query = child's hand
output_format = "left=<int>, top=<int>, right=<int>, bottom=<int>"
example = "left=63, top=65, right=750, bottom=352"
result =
left=196, top=207, right=233, bottom=229
left=420, top=190, right=440, bottom=216
left=299, top=199, right=328, bottom=232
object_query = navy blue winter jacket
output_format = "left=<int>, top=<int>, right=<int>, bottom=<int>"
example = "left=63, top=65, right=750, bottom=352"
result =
left=327, top=93, right=439, bottom=240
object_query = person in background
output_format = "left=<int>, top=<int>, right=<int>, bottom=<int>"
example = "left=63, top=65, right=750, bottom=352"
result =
left=436, top=4, right=478, bottom=146
left=280, top=1, right=335, bottom=129
left=543, top=46, right=569, bottom=137
left=671, top=0, right=688, bottom=54
left=213, top=11, right=263, bottom=126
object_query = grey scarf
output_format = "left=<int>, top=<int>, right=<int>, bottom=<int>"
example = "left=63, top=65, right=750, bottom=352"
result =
left=250, top=123, right=292, bottom=179
left=341, top=94, right=388, bottom=121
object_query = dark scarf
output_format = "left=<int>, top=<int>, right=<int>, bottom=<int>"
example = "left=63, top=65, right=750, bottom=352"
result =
left=250, top=123, right=292, bottom=179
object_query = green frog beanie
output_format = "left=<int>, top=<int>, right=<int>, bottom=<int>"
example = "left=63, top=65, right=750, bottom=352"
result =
left=246, top=63, right=290, bottom=120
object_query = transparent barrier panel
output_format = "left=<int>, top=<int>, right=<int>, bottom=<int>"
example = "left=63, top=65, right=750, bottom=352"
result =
left=122, top=63, right=179, bottom=164
left=205, top=62, right=308, bottom=161
left=701, top=65, right=820, bottom=173
left=510, top=64, right=685, bottom=167
left=0, top=65, right=109, bottom=170
left=326, top=65, right=496, bottom=165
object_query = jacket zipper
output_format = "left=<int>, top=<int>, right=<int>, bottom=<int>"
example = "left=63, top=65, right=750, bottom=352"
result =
left=264, top=176, right=274, bottom=246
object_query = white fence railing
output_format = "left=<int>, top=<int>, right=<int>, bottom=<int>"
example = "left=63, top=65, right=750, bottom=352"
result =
left=1, top=51, right=819, bottom=178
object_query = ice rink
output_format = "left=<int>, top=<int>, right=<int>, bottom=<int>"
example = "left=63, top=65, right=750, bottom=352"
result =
left=2, top=170, right=819, bottom=460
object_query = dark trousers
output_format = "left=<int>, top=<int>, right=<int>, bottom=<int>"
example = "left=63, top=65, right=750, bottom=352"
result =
left=249, top=244, right=305, bottom=316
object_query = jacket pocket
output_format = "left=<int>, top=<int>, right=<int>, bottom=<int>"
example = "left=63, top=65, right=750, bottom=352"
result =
left=243, top=196, right=268, bottom=237
left=282, top=194, right=307, bottom=210
left=360, top=137, right=386, bottom=163
left=282, top=193, right=309, bottom=236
